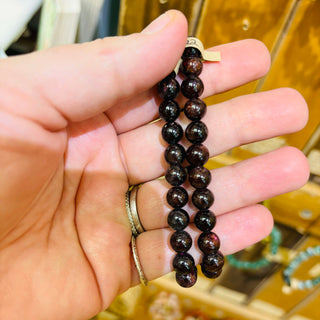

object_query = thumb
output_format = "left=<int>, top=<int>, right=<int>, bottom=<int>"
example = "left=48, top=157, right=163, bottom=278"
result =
left=0, top=10, right=188, bottom=129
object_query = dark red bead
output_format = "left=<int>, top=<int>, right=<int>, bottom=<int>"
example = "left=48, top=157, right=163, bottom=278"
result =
left=167, top=208, right=190, bottom=231
left=176, top=267, right=198, bottom=288
left=170, top=230, right=192, bottom=253
left=182, top=47, right=202, bottom=59
left=198, top=232, right=220, bottom=254
left=186, top=143, right=209, bottom=166
left=180, top=57, right=203, bottom=77
left=158, top=76, right=180, bottom=100
left=167, top=186, right=188, bottom=208
left=159, top=100, right=180, bottom=122
left=201, top=265, right=223, bottom=279
left=192, top=188, right=214, bottom=210
left=165, top=165, right=187, bottom=186
left=181, top=76, right=204, bottom=99
left=185, top=121, right=208, bottom=143
left=189, top=166, right=211, bottom=189
left=162, top=122, right=183, bottom=144
left=194, top=210, right=216, bottom=232
left=201, top=252, right=224, bottom=271
left=184, top=99, right=207, bottom=121
left=173, top=252, right=195, bottom=273
left=165, top=144, right=186, bottom=165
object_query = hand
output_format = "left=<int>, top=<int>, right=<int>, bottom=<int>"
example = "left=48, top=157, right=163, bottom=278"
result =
left=0, top=10, right=309, bottom=320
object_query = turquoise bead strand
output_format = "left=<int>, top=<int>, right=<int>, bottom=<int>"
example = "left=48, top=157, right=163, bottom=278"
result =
left=283, top=245, right=320, bottom=290
left=227, top=226, right=282, bottom=270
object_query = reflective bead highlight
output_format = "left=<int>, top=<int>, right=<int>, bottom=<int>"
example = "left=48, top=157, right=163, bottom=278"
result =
left=159, top=100, right=180, bottom=122
left=167, top=208, right=190, bottom=231
left=192, top=188, right=214, bottom=210
left=161, top=122, right=183, bottom=144
left=176, top=267, right=198, bottom=287
left=165, top=144, right=186, bottom=165
left=185, top=121, right=208, bottom=143
left=189, top=166, right=211, bottom=189
left=173, top=252, right=195, bottom=273
left=194, top=210, right=216, bottom=232
left=186, top=143, right=209, bottom=166
left=158, top=76, right=180, bottom=100
left=167, top=186, right=188, bottom=208
left=170, top=230, right=192, bottom=253
left=184, top=99, right=207, bottom=121
left=198, top=232, right=220, bottom=254
left=181, top=76, right=204, bottom=99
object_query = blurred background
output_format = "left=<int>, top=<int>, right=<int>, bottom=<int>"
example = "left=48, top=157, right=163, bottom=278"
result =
left=1, top=1, right=319, bottom=319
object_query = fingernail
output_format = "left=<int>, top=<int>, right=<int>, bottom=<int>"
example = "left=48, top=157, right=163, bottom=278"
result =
left=142, top=11, right=172, bottom=34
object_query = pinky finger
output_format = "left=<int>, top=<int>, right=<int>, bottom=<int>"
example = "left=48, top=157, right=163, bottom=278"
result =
left=130, top=204, right=273, bottom=286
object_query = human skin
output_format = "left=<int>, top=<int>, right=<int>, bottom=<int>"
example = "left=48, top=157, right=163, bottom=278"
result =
left=0, top=10, right=309, bottom=320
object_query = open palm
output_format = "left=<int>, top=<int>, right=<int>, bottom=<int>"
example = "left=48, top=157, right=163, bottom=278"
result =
left=0, top=11, right=309, bottom=320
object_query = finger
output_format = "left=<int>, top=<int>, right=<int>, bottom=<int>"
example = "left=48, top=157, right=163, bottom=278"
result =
left=135, top=146, right=309, bottom=231
left=120, top=88, right=308, bottom=184
left=107, top=38, right=271, bottom=134
left=131, top=204, right=273, bottom=286
left=0, top=10, right=188, bottom=130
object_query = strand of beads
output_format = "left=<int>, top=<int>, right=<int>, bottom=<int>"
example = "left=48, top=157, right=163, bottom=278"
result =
left=158, top=71, right=197, bottom=288
left=227, top=226, right=282, bottom=270
left=180, top=45, right=224, bottom=279
left=283, top=245, right=320, bottom=290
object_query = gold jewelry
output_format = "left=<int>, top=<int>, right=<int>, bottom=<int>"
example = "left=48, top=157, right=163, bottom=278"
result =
left=129, top=185, right=145, bottom=235
left=131, top=235, right=148, bottom=285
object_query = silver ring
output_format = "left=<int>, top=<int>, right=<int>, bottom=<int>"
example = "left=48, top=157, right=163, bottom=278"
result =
left=131, top=235, right=148, bottom=286
left=129, top=185, right=145, bottom=235
left=125, top=189, right=138, bottom=237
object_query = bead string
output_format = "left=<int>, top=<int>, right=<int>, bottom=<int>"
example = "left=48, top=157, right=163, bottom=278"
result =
left=158, top=70, right=197, bottom=288
left=180, top=46, right=224, bottom=280
left=227, top=226, right=282, bottom=270
left=283, top=245, right=320, bottom=290
left=158, top=38, right=224, bottom=287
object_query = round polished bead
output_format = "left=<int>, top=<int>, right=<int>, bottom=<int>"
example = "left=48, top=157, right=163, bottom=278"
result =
left=181, top=57, right=203, bottom=77
left=165, top=144, right=186, bottom=165
left=173, top=252, right=195, bottom=273
left=201, top=265, right=223, bottom=279
left=181, top=76, right=204, bottom=99
left=192, top=188, right=214, bottom=209
left=176, top=267, right=197, bottom=288
left=182, top=46, right=202, bottom=59
left=201, top=252, right=225, bottom=271
left=189, top=166, right=211, bottom=189
left=159, top=100, right=180, bottom=122
left=158, top=75, right=180, bottom=100
left=198, top=232, right=220, bottom=254
left=170, top=230, right=192, bottom=253
left=194, top=210, right=216, bottom=232
left=186, top=143, right=209, bottom=166
left=162, top=122, right=183, bottom=144
left=165, top=165, right=187, bottom=186
left=167, top=186, right=188, bottom=208
left=184, top=99, right=207, bottom=121
left=185, top=121, right=208, bottom=143
left=167, top=208, right=190, bottom=231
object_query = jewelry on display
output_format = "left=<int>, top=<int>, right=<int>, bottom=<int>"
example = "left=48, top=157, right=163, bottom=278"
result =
left=227, top=226, right=282, bottom=270
left=283, top=245, right=320, bottom=290
left=131, top=235, right=148, bottom=286
left=158, top=37, right=224, bottom=287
